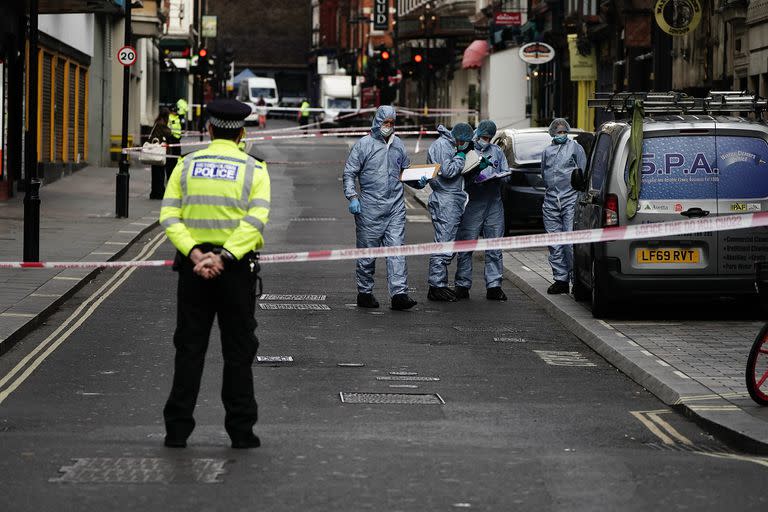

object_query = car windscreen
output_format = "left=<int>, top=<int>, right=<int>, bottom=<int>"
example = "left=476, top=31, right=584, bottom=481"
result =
left=327, top=98, right=353, bottom=109
left=513, top=134, right=554, bottom=163
left=250, top=87, right=276, bottom=99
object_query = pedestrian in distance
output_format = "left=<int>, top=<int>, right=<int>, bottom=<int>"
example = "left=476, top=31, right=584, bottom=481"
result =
left=159, top=99, right=270, bottom=449
left=424, top=122, right=474, bottom=302
left=166, top=104, right=183, bottom=183
left=343, top=105, right=423, bottom=310
left=256, top=96, right=267, bottom=129
left=541, top=118, right=587, bottom=295
left=454, top=120, right=510, bottom=301
left=148, top=107, right=172, bottom=199
left=298, top=98, right=311, bottom=132
left=176, top=98, right=189, bottom=131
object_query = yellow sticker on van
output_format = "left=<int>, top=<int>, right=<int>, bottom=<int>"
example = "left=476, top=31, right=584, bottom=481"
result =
left=730, top=203, right=747, bottom=212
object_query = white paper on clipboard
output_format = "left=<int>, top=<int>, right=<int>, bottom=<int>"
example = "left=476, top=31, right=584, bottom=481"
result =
left=461, top=151, right=481, bottom=174
left=400, top=164, right=440, bottom=182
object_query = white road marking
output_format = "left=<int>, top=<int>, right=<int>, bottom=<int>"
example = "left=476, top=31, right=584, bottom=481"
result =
left=521, top=265, right=532, bottom=271
left=656, top=359, right=671, bottom=367
left=626, top=339, right=639, bottom=347
left=406, top=215, right=432, bottom=223
left=640, top=349, right=653, bottom=357
left=118, top=230, right=141, bottom=234
left=30, top=293, right=61, bottom=298
left=597, top=320, right=614, bottom=330
left=0, top=233, right=167, bottom=406
left=0, top=312, right=35, bottom=318
left=53, top=276, right=81, bottom=281
left=673, top=371, right=691, bottom=379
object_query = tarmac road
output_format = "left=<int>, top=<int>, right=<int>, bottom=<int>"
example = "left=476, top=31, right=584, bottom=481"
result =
left=0, top=131, right=766, bottom=511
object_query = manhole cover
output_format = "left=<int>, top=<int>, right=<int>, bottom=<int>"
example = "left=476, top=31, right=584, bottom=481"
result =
left=256, top=355, right=294, bottom=363
left=376, top=376, right=440, bottom=382
left=259, top=294, right=327, bottom=301
left=50, top=458, right=227, bottom=484
left=259, top=304, right=331, bottom=310
left=339, top=392, right=445, bottom=405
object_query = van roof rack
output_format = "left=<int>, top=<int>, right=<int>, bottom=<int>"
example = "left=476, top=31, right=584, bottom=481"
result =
left=587, top=91, right=768, bottom=116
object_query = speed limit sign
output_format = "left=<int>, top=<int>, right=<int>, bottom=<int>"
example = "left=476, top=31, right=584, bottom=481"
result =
left=117, top=46, right=137, bottom=67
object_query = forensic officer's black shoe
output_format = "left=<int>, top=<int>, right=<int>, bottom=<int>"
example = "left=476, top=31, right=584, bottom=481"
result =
left=547, top=280, right=570, bottom=295
left=391, top=293, right=417, bottom=310
left=164, top=437, right=187, bottom=448
left=428, top=286, right=458, bottom=302
left=486, top=287, right=507, bottom=301
left=356, top=293, right=380, bottom=308
left=231, top=434, right=261, bottom=449
left=454, top=286, right=470, bottom=299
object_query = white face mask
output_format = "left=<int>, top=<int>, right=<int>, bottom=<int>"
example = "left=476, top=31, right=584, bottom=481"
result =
left=380, top=126, right=394, bottom=138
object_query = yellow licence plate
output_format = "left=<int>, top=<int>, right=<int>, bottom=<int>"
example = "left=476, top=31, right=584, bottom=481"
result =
left=636, top=248, right=701, bottom=264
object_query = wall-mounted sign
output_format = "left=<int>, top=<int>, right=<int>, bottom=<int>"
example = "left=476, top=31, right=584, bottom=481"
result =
left=654, top=0, right=701, bottom=36
left=519, top=42, right=555, bottom=64
left=494, top=12, right=522, bottom=26
left=567, top=34, right=596, bottom=81
left=374, top=0, right=389, bottom=31
left=201, top=15, right=217, bottom=38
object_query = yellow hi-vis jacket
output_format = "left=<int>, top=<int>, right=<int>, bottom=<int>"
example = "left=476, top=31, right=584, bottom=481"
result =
left=300, top=101, right=310, bottom=118
left=176, top=98, right=189, bottom=117
left=169, top=112, right=182, bottom=139
left=159, top=139, right=270, bottom=259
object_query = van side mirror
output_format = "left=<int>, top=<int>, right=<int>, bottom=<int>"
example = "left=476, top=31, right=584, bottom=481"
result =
left=571, top=168, right=588, bottom=192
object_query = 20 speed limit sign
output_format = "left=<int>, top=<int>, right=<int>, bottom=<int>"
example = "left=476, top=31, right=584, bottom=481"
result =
left=117, top=46, right=137, bottom=67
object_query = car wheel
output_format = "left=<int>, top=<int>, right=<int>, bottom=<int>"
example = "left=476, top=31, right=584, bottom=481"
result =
left=590, top=258, right=612, bottom=318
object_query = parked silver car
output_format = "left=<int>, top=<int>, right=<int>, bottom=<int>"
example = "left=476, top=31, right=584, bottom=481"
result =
left=572, top=97, right=768, bottom=317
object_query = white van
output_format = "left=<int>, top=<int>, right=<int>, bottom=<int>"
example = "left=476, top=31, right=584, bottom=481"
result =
left=237, top=77, right=279, bottom=122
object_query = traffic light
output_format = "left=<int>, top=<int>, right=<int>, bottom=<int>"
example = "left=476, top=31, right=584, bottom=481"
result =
left=199, top=48, right=208, bottom=58
left=413, top=53, right=423, bottom=64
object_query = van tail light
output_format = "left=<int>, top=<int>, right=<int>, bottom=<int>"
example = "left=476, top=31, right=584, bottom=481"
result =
left=604, top=193, right=619, bottom=227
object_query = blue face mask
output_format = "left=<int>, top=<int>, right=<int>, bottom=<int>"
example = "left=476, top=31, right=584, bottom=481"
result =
left=475, top=139, right=489, bottom=151
left=554, top=135, right=568, bottom=144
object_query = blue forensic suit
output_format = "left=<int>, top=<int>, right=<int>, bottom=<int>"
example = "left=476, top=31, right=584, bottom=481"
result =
left=426, top=125, right=468, bottom=288
left=541, top=122, right=587, bottom=283
left=454, top=143, right=510, bottom=290
left=342, top=106, right=412, bottom=296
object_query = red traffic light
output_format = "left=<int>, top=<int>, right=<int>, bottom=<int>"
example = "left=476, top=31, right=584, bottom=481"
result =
left=381, top=51, right=390, bottom=60
left=413, top=54, right=423, bottom=63
left=199, top=48, right=208, bottom=57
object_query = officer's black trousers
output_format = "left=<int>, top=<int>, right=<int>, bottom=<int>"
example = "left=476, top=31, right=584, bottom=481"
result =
left=163, top=260, right=259, bottom=442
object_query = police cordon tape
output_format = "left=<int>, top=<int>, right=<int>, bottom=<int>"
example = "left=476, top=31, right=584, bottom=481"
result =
left=1, top=212, right=767, bottom=269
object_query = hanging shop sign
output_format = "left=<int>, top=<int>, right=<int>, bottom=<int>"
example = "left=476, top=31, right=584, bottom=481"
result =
left=519, top=42, right=555, bottom=64
left=494, top=12, right=522, bottom=26
left=654, top=0, right=701, bottom=36
left=201, top=15, right=218, bottom=38
left=374, top=0, right=389, bottom=31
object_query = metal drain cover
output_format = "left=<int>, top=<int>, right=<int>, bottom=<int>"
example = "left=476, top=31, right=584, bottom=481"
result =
left=376, top=376, right=440, bottom=382
left=259, top=294, right=327, bottom=301
left=259, top=304, right=331, bottom=310
left=339, top=392, right=445, bottom=405
left=256, top=355, right=294, bottom=363
left=50, top=458, right=227, bottom=484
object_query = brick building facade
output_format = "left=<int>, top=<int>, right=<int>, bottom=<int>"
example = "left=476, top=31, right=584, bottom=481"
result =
left=207, top=0, right=312, bottom=99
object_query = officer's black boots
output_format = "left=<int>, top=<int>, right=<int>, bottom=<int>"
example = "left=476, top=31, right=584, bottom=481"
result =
left=428, top=286, right=458, bottom=302
left=231, top=434, right=261, bottom=449
left=454, top=286, right=470, bottom=299
left=486, top=287, right=507, bottom=301
left=547, top=280, right=570, bottom=295
left=356, top=293, right=380, bottom=308
left=164, top=436, right=187, bottom=448
left=391, top=293, right=417, bottom=310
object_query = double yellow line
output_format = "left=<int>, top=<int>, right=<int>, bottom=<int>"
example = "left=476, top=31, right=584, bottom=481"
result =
left=0, top=233, right=167, bottom=406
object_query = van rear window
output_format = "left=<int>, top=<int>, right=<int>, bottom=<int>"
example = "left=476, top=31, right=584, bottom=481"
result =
left=634, top=136, right=718, bottom=200
left=717, top=136, right=768, bottom=200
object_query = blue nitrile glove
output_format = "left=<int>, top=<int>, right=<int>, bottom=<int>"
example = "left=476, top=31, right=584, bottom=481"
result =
left=417, top=176, right=429, bottom=189
left=348, top=197, right=361, bottom=214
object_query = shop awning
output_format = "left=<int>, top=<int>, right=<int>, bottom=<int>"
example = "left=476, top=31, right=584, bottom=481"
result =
left=462, top=40, right=489, bottom=69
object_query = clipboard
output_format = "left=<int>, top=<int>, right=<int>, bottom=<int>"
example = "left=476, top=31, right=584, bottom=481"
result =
left=400, top=164, right=440, bottom=182
left=461, top=151, right=481, bottom=174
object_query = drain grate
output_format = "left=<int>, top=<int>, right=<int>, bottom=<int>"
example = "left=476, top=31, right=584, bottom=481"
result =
left=259, top=294, right=327, bottom=301
left=376, top=376, right=440, bottom=382
left=339, top=392, right=445, bottom=405
left=50, top=458, right=227, bottom=484
left=256, top=355, right=294, bottom=363
left=259, top=304, right=331, bottom=311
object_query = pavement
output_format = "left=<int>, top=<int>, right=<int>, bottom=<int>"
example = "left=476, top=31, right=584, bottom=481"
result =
left=409, top=186, right=768, bottom=452
left=0, top=165, right=160, bottom=354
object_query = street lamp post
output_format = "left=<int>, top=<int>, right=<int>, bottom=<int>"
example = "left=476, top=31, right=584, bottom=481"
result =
left=116, top=0, right=132, bottom=218
left=23, top=0, right=40, bottom=262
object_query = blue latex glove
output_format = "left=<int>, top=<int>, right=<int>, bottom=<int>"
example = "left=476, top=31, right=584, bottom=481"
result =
left=417, top=176, right=429, bottom=189
left=348, top=197, right=361, bottom=215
